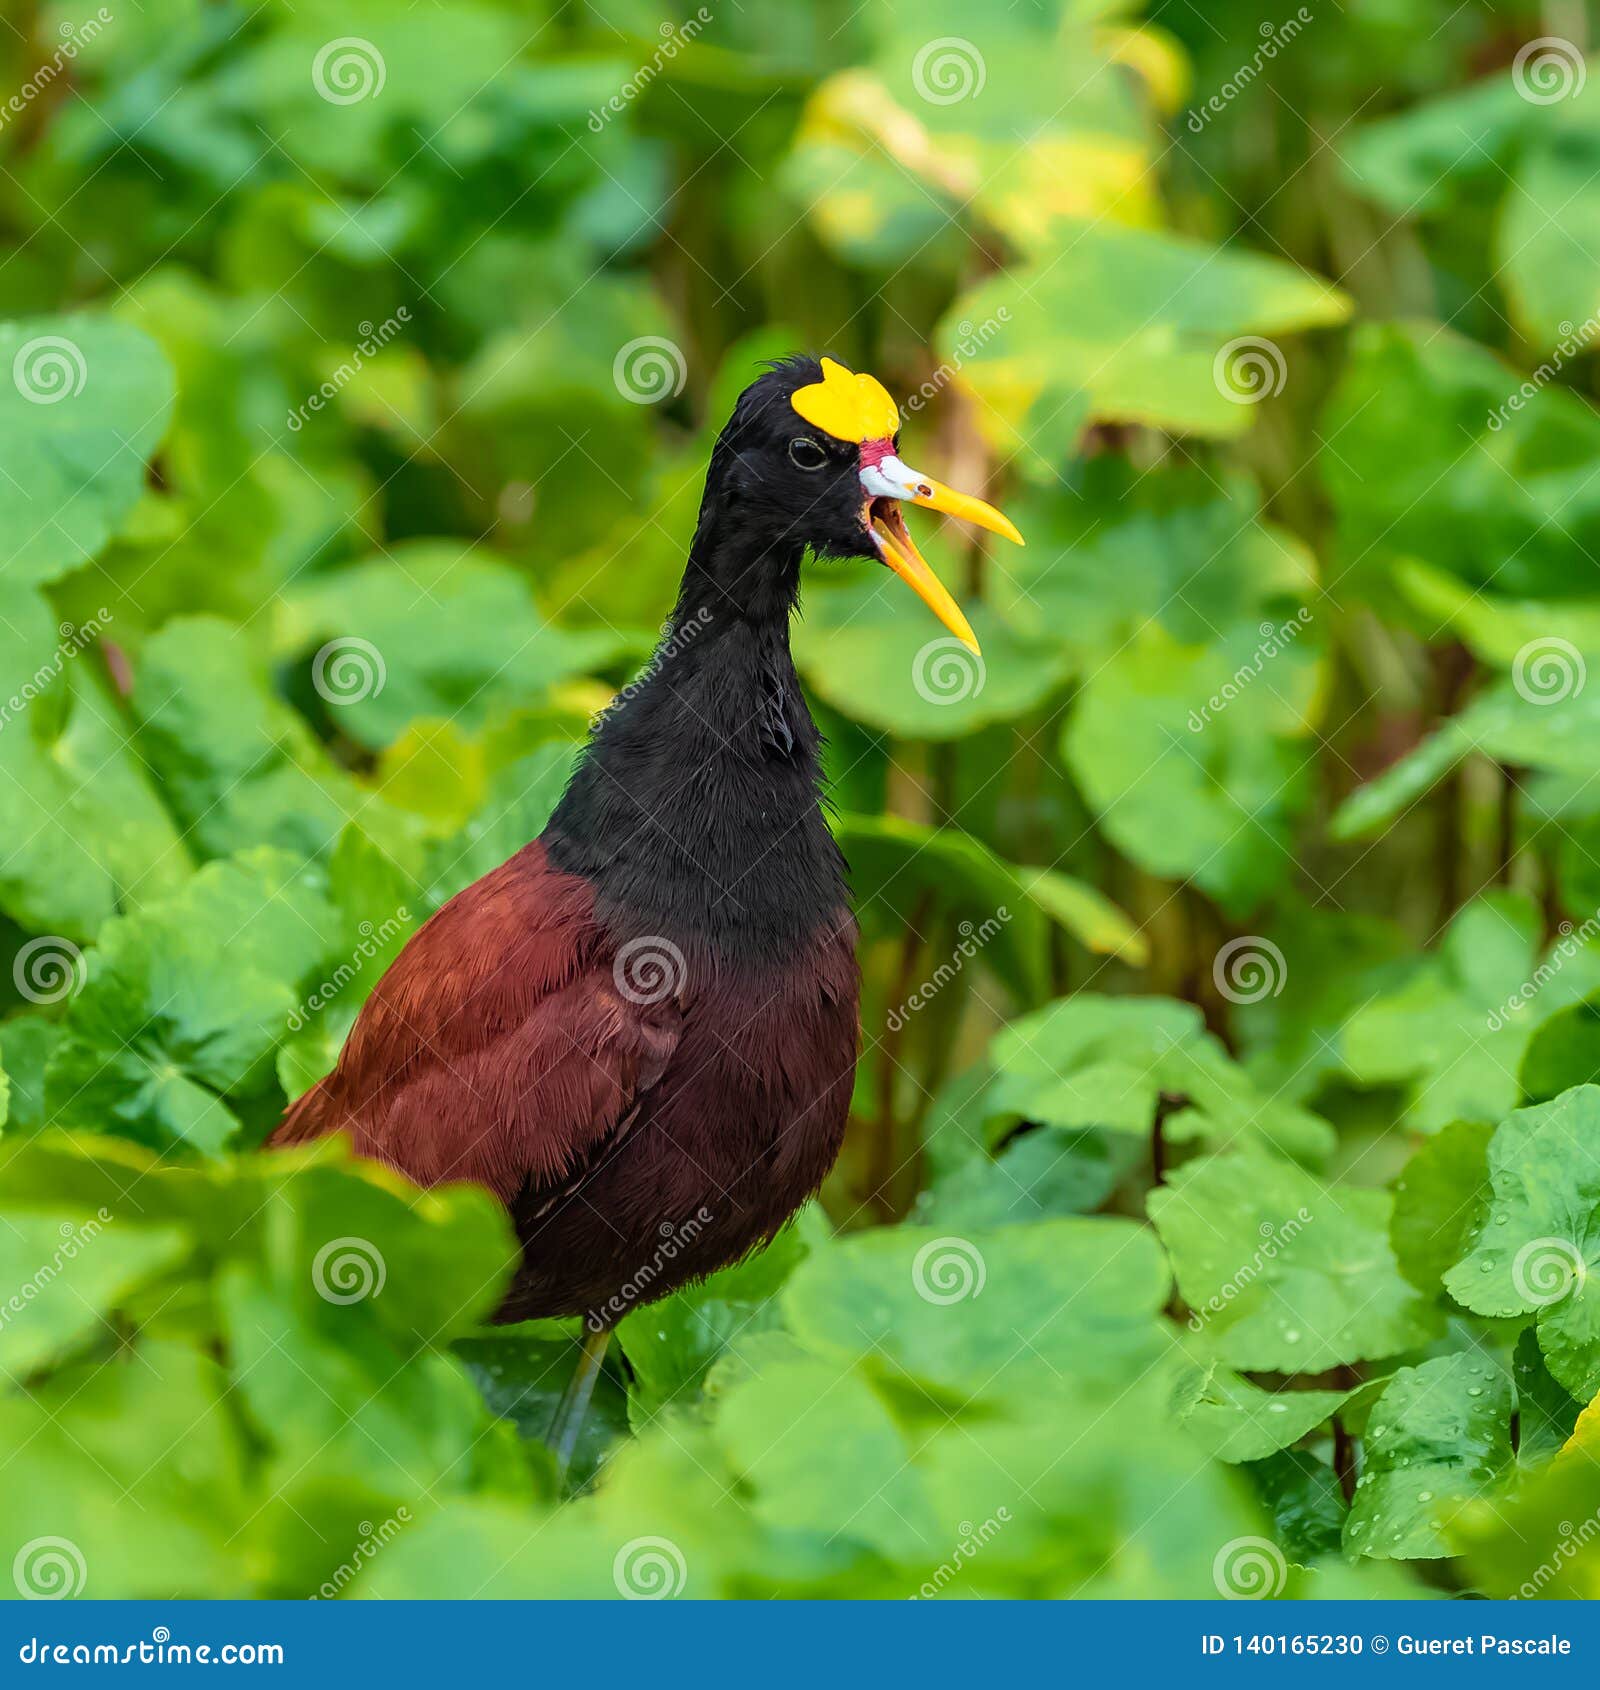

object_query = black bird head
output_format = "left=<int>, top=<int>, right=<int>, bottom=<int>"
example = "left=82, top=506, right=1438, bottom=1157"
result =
left=691, top=354, right=1023, bottom=651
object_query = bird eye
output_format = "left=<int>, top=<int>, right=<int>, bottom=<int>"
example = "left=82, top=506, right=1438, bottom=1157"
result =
left=788, top=436, right=827, bottom=471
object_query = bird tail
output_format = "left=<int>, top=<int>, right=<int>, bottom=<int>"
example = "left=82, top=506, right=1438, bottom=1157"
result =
left=267, top=1078, right=332, bottom=1148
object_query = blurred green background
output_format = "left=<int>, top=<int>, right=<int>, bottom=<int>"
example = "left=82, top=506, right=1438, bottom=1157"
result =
left=5, top=0, right=1600, bottom=1601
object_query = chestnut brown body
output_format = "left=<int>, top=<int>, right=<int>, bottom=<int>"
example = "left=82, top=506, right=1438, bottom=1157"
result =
left=276, top=842, right=858, bottom=1321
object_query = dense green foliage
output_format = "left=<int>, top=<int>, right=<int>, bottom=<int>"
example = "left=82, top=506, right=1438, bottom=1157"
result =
left=4, top=0, right=1600, bottom=1601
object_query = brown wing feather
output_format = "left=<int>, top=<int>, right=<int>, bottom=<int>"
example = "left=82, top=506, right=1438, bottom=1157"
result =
left=269, top=840, right=681, bottom=1204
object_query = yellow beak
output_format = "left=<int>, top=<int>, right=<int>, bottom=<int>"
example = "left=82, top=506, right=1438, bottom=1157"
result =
left=906, top=476, right=1024, bottom=547
left=861, top=455, right=1023, bottom=655
left=870, top=502, right=981, bottom=654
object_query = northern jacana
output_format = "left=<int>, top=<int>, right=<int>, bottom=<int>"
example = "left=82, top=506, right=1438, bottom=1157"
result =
left=272, top=355, right=1022, bottom=1456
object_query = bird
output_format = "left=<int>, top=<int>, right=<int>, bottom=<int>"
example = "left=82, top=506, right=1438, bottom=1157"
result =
left=270, top=353, right=1022, bottom=1459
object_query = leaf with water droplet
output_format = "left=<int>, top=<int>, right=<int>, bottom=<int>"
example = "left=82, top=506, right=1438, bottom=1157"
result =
left=1151, top=1150, right=1440, bottom=1373
left=1445, top=1086, right=1600, bottom=1400
left=1344, top=1353, right=1513, bottom=1561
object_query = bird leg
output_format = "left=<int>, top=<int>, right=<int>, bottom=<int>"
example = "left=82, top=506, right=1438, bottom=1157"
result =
left=548, top=1322, right=611, bottom=1487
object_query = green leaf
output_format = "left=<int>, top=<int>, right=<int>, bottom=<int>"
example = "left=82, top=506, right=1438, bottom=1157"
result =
left=992, top=468, right=1317, bottom=659
left=1333, top=679, right=1600, bottom=841
left=45, top=850, right=340, bottom=1152
left=1173, top=1359, right=1351, bottom=1464
left=1340, top=66, right=1531, bottom=218
left=1021, top=867, right=1149, bottom=966
left=131, top=615, right=412, bottom=864
left=913, top=1376, right=1273, bottom=1598
left=1344, top=1353, right=1513, bottom=1561
left=950, top=222, right=1350, bottom=463
left=835, top=813, right=1145, bottom=1008
left=0, top=315, right=174, bottom=586
left=1521, top=995, right=1600, bottom=1104
left=989, top=994, right=1335, bottom=1162
left=233, top=1, right=536, bottom=183
left=1232, top=902, right=1411, bottom=1102
left=782, top=1218, right=1171, bottom=1402
left=1498, top=131, right=1600, bottom=352
left=1444, top=1085, right=1600, bottom=1400
left=1323, top=321, right=1600, bottom=599
left=277, top=544, right=626, bottom=749
left=1063, top=620, right=1323, bottom=911
left=1247, top=1451, right=1346, bottom=1564
left=1457, top=1442, right=1600, bottom=1598
left=1343, top=65, right=1600, bottom=352
left=219, top=1265, right=497, bottom=1500
left=915, top=1126, right=1129, bottom=1230
left=1391, top=1120, right=1495, bottom=1293
left=276, top=827, right=421, bottom=1097
left=617, top=1226, right=808, bottom=1423
left=456, top=1327, right=624, bottom=1494
left=1151, top=1151, right=1442, bottom=1373
left=0, top=1209, right=188, bottom=1377
left=1512, top=1327, right=1580, bottom=1470
left=716, top=1354, right=940, bottom=1563
left=0, top=1339, right=251, bottom=1597
left=422, top=743, right=580, bottom=910
left=796, top=11, right=1155, bottom=269
left=1338, top=893, right=1600, bottom=1132
left=794, top=570, right=1071, bottom=742
left=0, top=587, right=190, bottom=939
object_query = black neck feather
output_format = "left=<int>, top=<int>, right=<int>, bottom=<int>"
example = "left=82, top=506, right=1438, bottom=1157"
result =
left=545, top=496, right=849, bottom=964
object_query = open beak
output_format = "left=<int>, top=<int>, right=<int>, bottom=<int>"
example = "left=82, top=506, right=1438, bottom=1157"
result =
left=859, top=454, right=1022, bottom=655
